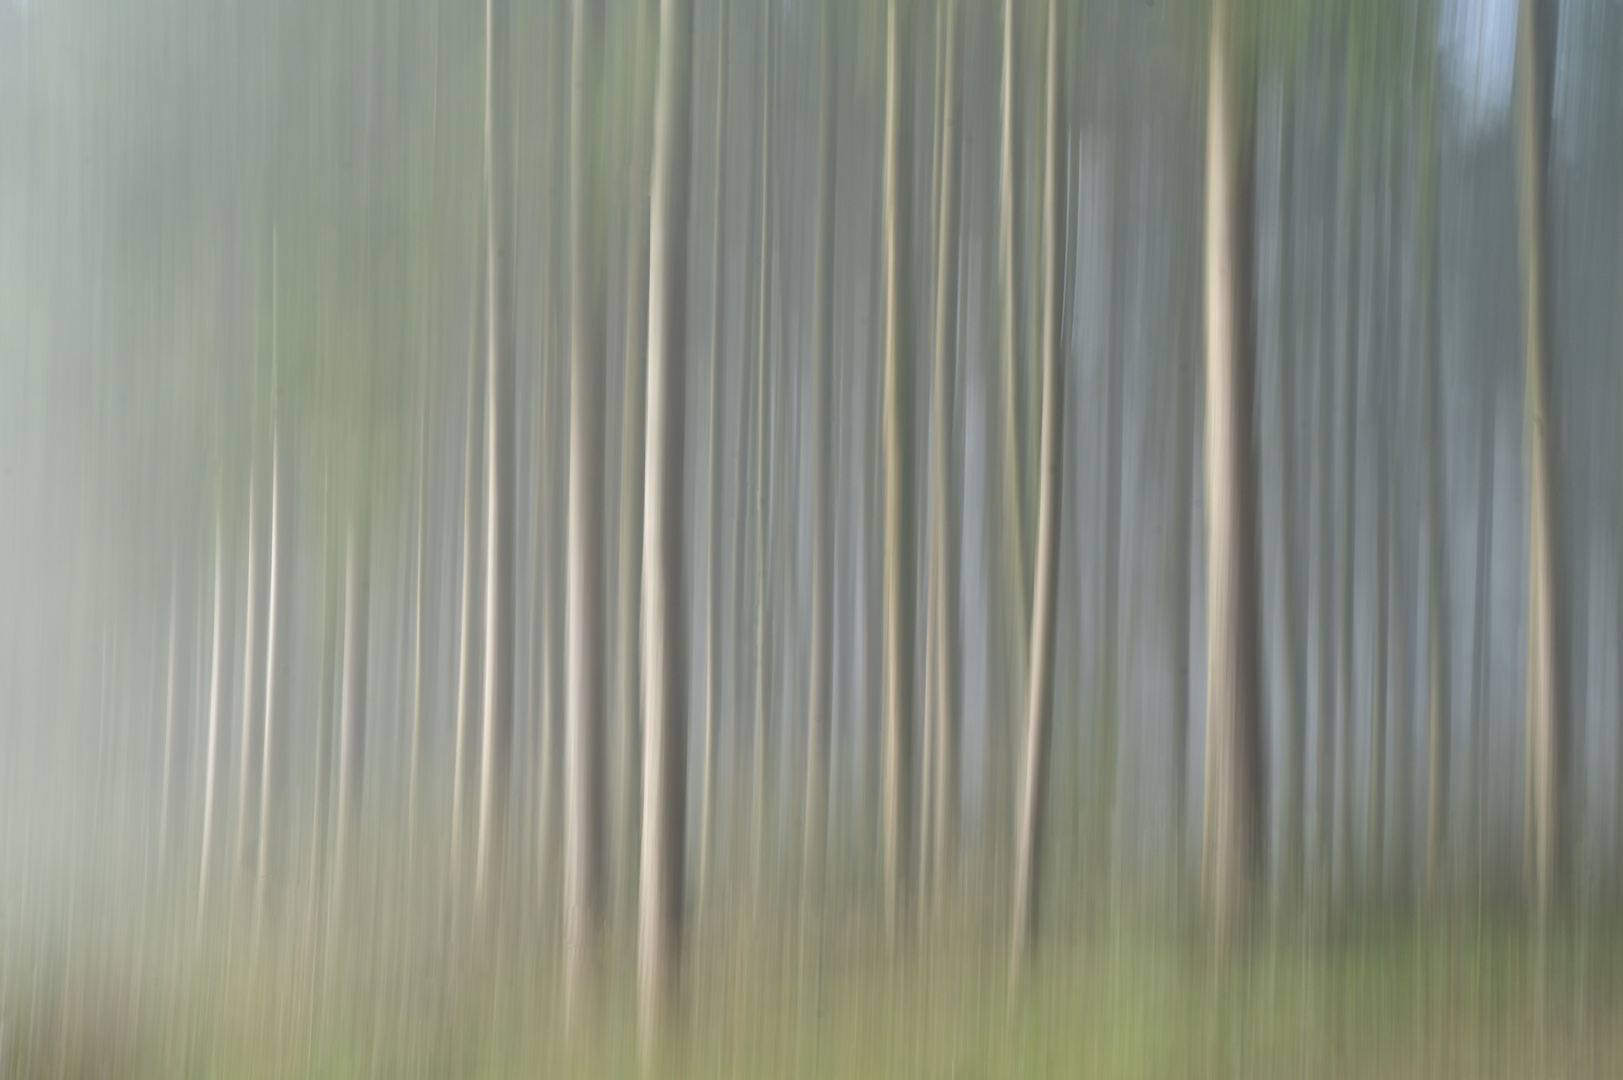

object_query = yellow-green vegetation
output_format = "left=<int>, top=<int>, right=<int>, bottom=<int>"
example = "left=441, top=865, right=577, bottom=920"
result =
left=8, top=905, right=1623, bottom=1079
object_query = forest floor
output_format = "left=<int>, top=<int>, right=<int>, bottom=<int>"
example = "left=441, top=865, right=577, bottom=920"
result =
left=6, top=896, right=1623, bottom=1078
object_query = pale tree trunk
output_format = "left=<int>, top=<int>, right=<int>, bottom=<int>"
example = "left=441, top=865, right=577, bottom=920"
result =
left=198, top=512, right=225, bottom=920
left=991, top=0, right=1028, bottom=907
left=880, top=0, right=915, bottom=953
left=1514, top=0, right=1566, bottom=923
left=1200, top=0, right=1263, bottom=947
left=927, top=0, right=962, bottom=917
left=1469, top=386, right=1495, bottom=893
left=564, top=0, right=607, bottom=1034
left=407, top=373, right=429, bottom=858
left=257, top=404, right=284, bottom=920
left=1335, top=153, right=1362, bottom=906
left=1313, top=110, right=1340, bottom=902
left=1367, top=125, right=1393, bottom=898
left=697, top=0, right=729, bottom=923
left=333, top=508, right=371, bottom=917
left=802, top=0, right=836, bottom=919
left=1009, top=0, right=1062, bottom=981
left=638, top=0, right=693, bottom=1050
left=159, top=565, right=180, bottom=874
left=750, top=1, right=775, bottom=910
left=236, top=447, right=262, bottom=895
left=615, top=0, right=655, bottom=933
left=452, top=234, right=488, bottom=885
left=476, top=0, right=516, bottom=921
left=305, top=481, right=339, bottom=937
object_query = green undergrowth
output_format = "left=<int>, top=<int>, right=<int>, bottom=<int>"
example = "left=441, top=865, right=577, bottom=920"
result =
left=5, top=898, right=1623, bottom=1078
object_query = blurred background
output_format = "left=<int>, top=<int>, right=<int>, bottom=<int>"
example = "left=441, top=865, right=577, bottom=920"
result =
left=1, top=0, right=1622, bottom=1074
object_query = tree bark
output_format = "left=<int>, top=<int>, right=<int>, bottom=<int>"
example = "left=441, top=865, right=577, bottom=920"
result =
left=638, top=0, right=694, bottom=1049
left=802, top=0, right=836, bottom=918
left=1514, top=0, right=1567, bottom=923
left=1200, top=0, right=1263, bottom=946
left=564, top=0, right=607, bottom=1034
left=476, top=0, right=517, bottom=921
left=1009, top=0, right=1062, bottom=981
left=880, top=0, right=916, bottom=954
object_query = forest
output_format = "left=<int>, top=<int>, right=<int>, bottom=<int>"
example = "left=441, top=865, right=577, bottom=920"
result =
left=2, top=0, right=1623, bottom=1075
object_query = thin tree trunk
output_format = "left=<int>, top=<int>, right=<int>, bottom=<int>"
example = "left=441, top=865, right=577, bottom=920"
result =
left=1468, top=387, right=1495, bottom=894
left=236, top=447, right=262, bottom=896
left=638, top=0, right=694, bottom=1049
left=198, top=511, right=225, bottom=921
left=1200, top=0, right=1263, bottom=946
left=697, top=0, right=729, bottom=922
left=1514, top=0, right=1566, bottom=922
left=802, top=0, right=836, bottom=918
left=1009, top=0, right=1062, bottom=980
left=751, top=0, right=775, bottom=911
left=333, top=506, right=371, bottom=918
left=1276, top=92, right=1305, bottom=899
left=880, top=0, right=915, bottom=953
left=451, top=227, right=488, bottom=886
left=159, top=565, right=180, bottom=875
left=257, top=405, right=284, bottom=919
left=615, top=0, right=655, bottom=934
left=1335, top=151, right=1363, bottom=907
left=476, top=0, right=517, bottom=921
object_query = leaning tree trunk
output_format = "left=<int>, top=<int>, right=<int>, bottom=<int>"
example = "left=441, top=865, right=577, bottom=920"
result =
left=1200, top=0, right=1263, bottom=947
left=564, top=0, right=607, bottom=1035
left=1009, top=0, right=1063, bottom=983
left=638, top=0, right=693, bottom=1051
left=476, top=0, right=517, bottom=921
left=802, top=0, right=836, bottom=919
left=1514, top=0, right=1566, bottom=924
left=880, top=0, right=916, bottom=954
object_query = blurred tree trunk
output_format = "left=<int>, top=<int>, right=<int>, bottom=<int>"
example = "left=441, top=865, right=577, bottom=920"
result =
left=1009, top=0, right=1062, bottom=981
left=236, top=444, right=263, bottom=895
left=751, top=0, right=775, bottom=911
left=476, top=0, right=517, bottom=922
left=880, top=0, right=915, bottom=954
left=564, top=0, right=607, bottom=1034
left=1367, top=123, right=1392, bottom=898
left=927, top=0, right=961, bottom=916
left=451, top=231, right=488, bottom=887
left=305, top=480, right=339, bottom=936
left=159, top=566, right=180, bottom=874
left=802, top=0, right=836, bottom=918
left=698, top=0, right=729, bottom=921
left=1514, top=0, right=1567, bottom=923
left=1335, top=151, right=1362, bottom=908
left=407, top=370, right=429, bottom=859
left=1420, top=0, right=1450, bottom=905
left=197, top=511, right=225, bottom=919
left=257, top=390, right=286, bottom=919
left=1275, top=91, right=1305, bottom=900
left=615, top=0, right=655, bottom=936
left=638, top=0, right=694, bottom=1049
left=1199, top=0, right=1262, bottom=947
left=1469, top=386, right=1495, bottom=894
left=334, top=503, right=372, bottom=917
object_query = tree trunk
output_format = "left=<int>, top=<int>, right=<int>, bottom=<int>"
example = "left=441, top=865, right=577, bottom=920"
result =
left=927, top=0, right=962, bottom=916
left=257, top=406, right=285, bottom=919
left=1200, top=0, right=1263, bottom=946
left=750, top=0, right=776, bottom=911
left=236, top=448, right=263, bottom=895
left=1514, top=0, right=1566, bottom=923
left=451, top=223, right=488, bottom=887
left=476, top=0, right=516, bottom=921
left=159, top=566, right=180, bottom=874
left=1335, top=153, right=1363, bottom=907
left=564, top=0, right=607, bottom=1033
left=638, top=0, right=693, bottom=1049
left=880, top=0, right=916, bottom=954
left=615, top=0, right=655, bottom=935
left=1468, top=386, right=1495, bottom=895
left=1276, top=93, right=1305, bottom=899
left=697, top=0, right=729, bottom=923
left=802, top=0, right=836, bottom=919
left=1009, top=0, right=1062, bottom=980
left=333, top=502, right=371, bottom=918
left=197, top=511, right=225, bottom=920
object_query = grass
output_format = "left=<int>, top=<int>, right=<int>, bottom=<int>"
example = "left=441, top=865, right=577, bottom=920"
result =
left=6, top=884, right=1623, bottom=1079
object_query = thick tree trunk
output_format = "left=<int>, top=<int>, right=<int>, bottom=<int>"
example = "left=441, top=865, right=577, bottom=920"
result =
left=880, top=0, right=915, bottom=954
left=1009, top=0, right=1062, bottom=980
left=1514, top=0, right=1566, bottom=923
left=802, top=0, right=836, bottom=918
left=564, top=0, right=607, bottom=1034
left=1200, top=0, right=1263, bottom=946
left=638, top=0, right=694, bottom=1049
left=475, top=0, right=516, bottom=921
